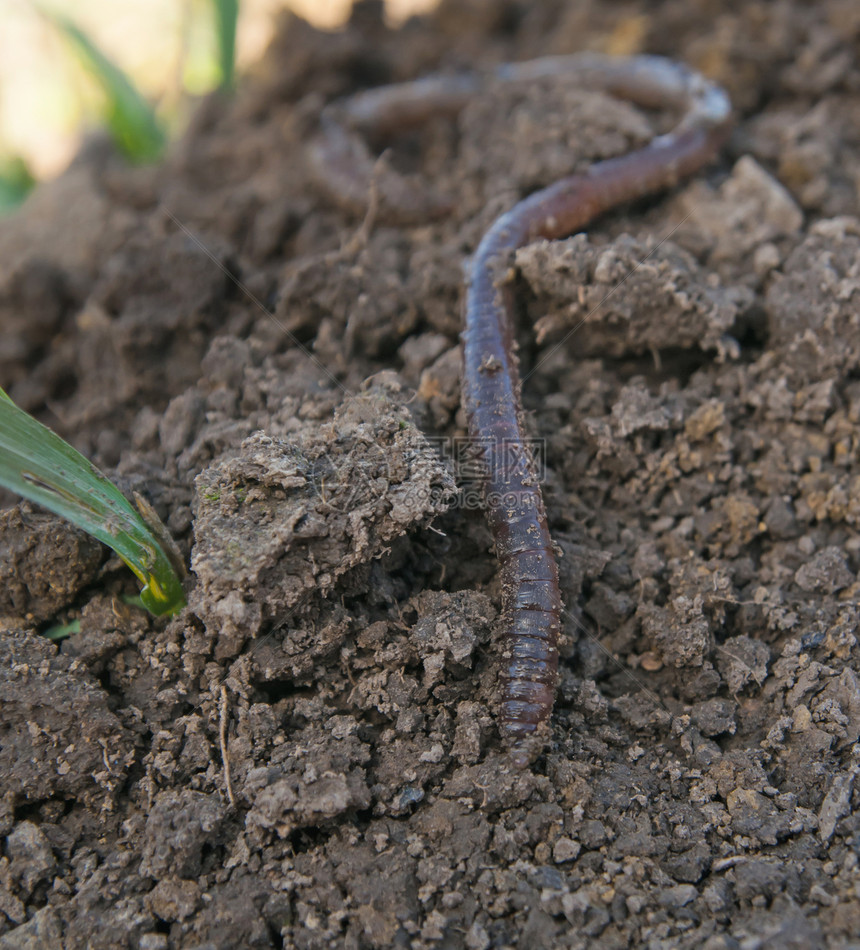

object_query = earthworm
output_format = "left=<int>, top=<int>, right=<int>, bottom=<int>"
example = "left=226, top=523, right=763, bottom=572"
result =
left=310, top=53, right=733, bottom=742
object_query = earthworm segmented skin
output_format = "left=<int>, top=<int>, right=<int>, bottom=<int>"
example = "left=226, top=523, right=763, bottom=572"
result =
left=310, top=54, right=733, bottom=742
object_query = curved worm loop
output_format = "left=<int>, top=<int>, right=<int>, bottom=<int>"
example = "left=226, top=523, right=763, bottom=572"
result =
left=310, top=54, right=733, bottom=741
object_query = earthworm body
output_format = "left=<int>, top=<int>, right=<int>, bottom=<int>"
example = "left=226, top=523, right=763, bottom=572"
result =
left=310, top=54, right=733, bottom=743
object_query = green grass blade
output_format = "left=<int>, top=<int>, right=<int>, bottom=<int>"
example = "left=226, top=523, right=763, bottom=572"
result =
left=42, top=10, right=165, bottom=163
left=0, top=389, right=185, bottom=616
left=43, top=619, right=81, bottom=641
left=211, top=0, right=239, bottom=90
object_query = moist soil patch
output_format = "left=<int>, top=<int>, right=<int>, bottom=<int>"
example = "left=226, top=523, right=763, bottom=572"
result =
left=2, top=2, right=860, bottom=947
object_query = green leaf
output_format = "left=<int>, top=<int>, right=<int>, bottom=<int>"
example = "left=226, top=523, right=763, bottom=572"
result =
left=0, top=388, right=186, bottom=616
left=42, top=9, right=165, bottom=163
left=43, top=619, right=81, bottom=641
left=211, top=0, right=239, bottom=91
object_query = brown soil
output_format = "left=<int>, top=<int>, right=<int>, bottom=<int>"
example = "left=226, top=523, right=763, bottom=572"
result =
left=2, top=1, right=860, bottom=947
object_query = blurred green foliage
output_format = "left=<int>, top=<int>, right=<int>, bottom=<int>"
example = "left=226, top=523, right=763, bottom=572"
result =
left=26, top=1, right=241, bottom=170
left=212, top=0, right=240, bottom=90
left=43, top=9, right=167, bottom=162
left=0, top=155, right=35, bottom=213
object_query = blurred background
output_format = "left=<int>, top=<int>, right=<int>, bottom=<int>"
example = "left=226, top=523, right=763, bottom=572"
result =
left=0, top=0, right=437, bottom=203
